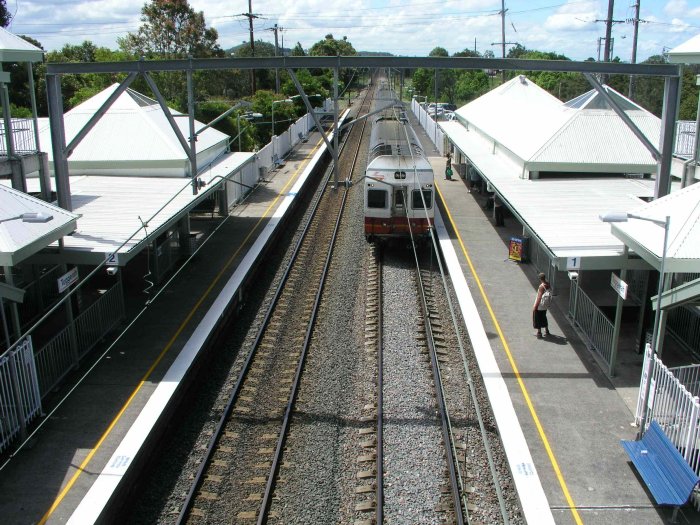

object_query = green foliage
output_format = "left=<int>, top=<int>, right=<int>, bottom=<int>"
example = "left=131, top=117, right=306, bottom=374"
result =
left=308, top=34, right=357, bottom=92
left=411, top=48, right=490, bottom=105
left=118, top=0, right=221, bottom=59
left=454, top=71, right=489, bottom=102
left=429, top=47, right=449, bottom=57
left=0, top=0, right=10, bottom=27
left=291, top=43, right=306, bottom=57
left=250, top=90, right=302, bottom=145
left=233, top=39, right=278, bottom=93
left=281, top=69, right=328, bottom=99
left=10, top=103, right=31, bottom=118
left=308, top=34, right=356, bottom=57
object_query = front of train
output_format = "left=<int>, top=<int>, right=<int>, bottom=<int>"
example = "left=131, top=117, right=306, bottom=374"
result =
left=364, top=154, right=434, bottom=241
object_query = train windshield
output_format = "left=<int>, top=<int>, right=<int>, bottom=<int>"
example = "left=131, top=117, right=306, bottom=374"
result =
left=412, top=189, right=433, bottom=209
left=367, top=189, right=387, bottom=208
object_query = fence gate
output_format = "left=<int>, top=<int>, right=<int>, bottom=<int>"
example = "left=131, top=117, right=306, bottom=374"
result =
left=0, top=337, right=42, bottom=453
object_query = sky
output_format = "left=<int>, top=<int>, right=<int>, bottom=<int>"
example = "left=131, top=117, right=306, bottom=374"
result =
left=6, top=0, right=700, bottom=62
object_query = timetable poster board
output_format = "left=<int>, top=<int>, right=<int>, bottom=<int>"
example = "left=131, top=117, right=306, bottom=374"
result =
left=508, top=237, right=524, bottom=262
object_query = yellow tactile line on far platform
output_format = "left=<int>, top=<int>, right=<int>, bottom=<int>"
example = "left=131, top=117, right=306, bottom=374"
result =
left=38, top=138, right=324, bottom=525
left=435, top=182, right=584, bottom=525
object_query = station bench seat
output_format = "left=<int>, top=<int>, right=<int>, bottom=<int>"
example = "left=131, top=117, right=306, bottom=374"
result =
left=621, top=420, right=700, bottom=522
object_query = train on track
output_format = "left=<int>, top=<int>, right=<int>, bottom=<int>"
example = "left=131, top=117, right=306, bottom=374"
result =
left=363, top=103, right=435, bottom=242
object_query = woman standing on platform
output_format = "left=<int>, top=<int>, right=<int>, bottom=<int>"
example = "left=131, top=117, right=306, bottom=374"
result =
left=533, top=272, right=551, bottom=338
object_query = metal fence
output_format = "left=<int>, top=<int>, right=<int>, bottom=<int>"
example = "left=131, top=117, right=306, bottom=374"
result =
left=0, top=337, right=41, bottom=453
left=568, top=279, right=615, bottom=368
left=668, top=305, right=700, bottom=359
left=411, top=99, right=445, bottom=155
left=0, top=118, right=38, bottom=155
left=35, top=280, right=125, bottom=397
left=636, top=346, right=700, bottom=508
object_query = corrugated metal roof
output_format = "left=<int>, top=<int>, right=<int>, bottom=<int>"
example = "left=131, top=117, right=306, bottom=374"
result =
left=530, top=110, right=659, bottom=170
left=668, top=33, right=700, bottom=64
left=0, top=27, right=43, bottom=62
left=2, top=152, right=254, bottom=265
left=440, top=120, right=656, bottom=262
left=455, top=76, right=567, bottom=162
left=38, top=85, right=230, bottom=177
left=608, top=183, right=700, bottom=274
left=0, top=185, right=78, bottom=266
left=454, top=77, right=662, bottom=174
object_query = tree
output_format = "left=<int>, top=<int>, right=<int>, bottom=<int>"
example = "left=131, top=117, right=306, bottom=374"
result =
left=308, top=34, right=356, bottom=56
left=308, top=34, right=357, bottom=91
left=233, top=40, right=277, bottom=92
left=118, top=0, right=223, bottom=108
left=0, top=0, right=11, bottom=27
left=118, top=0, right=221, bottom=59
left=5, top=35, right=44, bottom=113
left=291, top=43, right=306, bottom=57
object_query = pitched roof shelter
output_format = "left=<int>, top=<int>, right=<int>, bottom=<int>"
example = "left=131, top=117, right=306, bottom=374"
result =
left=0, top=26, right=43, bottom=63
left=441, top=76, right=675, bottom=269
left=668, top=33, right=700, bottom=64
left=0, top=184, right=78, bottom=266
left=37, top=84, right=230, bottom=177
left=607, top=183, right=700, bottom=275
left=454, top=76, right=660, bottom=177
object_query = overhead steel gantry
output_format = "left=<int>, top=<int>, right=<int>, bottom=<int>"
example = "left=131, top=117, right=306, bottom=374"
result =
left=45, top=56, right=681, bottom=212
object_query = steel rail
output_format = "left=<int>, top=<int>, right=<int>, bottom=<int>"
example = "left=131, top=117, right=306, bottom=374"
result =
left=176, top=121, right=343, bottom=524
left=376, top=246, right=384, bottom=524
left=411, top=247, right=465, bottom=525
left=257, top=81, right=375, bottom=525
left=425, top=225, right=511, bottom=523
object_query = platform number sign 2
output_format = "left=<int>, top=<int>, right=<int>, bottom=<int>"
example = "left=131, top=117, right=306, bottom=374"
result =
left=566, top=257, right=581, bottom=271
left=106, top=252, right=118, bottom=266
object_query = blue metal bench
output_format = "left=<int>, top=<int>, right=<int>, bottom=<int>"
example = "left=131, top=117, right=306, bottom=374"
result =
left=621, top=420, right=700, bottom=522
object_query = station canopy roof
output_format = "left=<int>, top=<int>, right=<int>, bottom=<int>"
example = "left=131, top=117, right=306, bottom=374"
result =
left=1, top=152, right=255, bottom=265
left=37, top=84, right=230, bottom=177
left=454, top=76, right=660, bottom=175
left=668, top=33, right=700, bottom=64
left=440, top=75, right=679, bottom=269
left=0, top=185, right=78, bottom=266
left=607, top=182, right=700, bottom=274
left=0, top=27, right=43, bottom=63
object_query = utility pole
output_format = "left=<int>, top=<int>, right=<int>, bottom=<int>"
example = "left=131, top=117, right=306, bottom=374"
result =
left=603, top=0, right=614, bottom=62
left=501, top=0, right=506, bottom=84
left=268, top=24, right=281, bottom=93
left=241, top=0, right=259, bottom=94
left=628, top=0, right=641, bottom=99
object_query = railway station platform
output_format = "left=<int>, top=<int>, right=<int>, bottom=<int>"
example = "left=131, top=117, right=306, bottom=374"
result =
left=428, top=156, right=700, bottom=524
left=0, top=127, right=335, bottom=524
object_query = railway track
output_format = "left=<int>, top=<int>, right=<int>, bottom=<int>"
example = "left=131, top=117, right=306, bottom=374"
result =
left=176, top=80, right=376, bottom=525
left=356, top=230, right=517, bottom=523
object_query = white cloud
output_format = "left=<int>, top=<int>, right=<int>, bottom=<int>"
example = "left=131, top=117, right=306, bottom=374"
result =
left=664, top=0, right=686, bottom=17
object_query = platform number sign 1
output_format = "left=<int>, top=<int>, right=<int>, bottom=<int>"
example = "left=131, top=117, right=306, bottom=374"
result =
left=566, top=257, right=581, bottom=271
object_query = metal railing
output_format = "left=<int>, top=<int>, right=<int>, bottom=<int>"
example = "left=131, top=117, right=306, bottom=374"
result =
left=0, top=118, right=38, bottom=155
left=636, top=347, right=700, bottom=509
left=568, top=279, right=615, bottom=368
left=668, top=305, right=700, bottom=359
left=151, top=230, right=180, bottom=282
left=34, top=280, right=125, bottom=397
left=0, top=338, right=41, bottom=453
